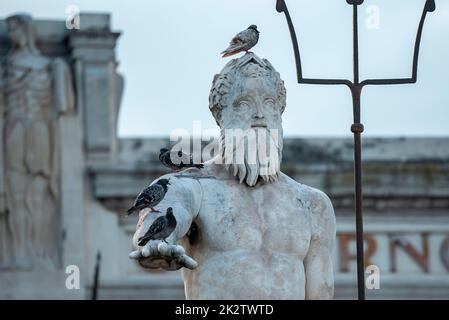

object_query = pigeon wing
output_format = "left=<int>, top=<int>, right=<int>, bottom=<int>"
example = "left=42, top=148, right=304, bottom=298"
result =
left=134, top=184, right=163, bottom=208
left=229, top=33, right=244, bottom=46
left=147, top=216, right=167, bottom=238
left=221, top=29, right=254, bottom=57
left=144, top=184, right=165, bottom=206
left=222, top=30, right=246, bottom=52
left=235, top=29, right=253, bottom=42
left=131, top=188, right=147, bottom=208
left=138, top=216, right=167, bottom=245
left=159, top=150, right=169, bottom=165
left=159, top=151, right=172, bottom=169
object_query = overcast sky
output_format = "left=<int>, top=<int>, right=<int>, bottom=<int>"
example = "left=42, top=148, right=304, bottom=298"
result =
left=2, top=0, right=449, bottom=138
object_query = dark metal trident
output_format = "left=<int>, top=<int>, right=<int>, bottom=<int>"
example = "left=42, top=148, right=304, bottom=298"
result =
left=275, top=0, right=435, bottom=300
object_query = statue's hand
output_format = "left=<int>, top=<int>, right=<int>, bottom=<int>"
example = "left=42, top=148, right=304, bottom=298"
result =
left=128, top=240, right=197, bottom=271
left=129, top=211, right=198, bottom=271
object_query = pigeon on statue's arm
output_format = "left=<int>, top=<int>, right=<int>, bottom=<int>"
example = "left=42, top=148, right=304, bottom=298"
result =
left=138, top=207, right=177, bottom=246
left=129, top=174, right=202, bottom=271
left=126, top=178, right=170, bottom=215
left=159, top=148, right=204, bottom=171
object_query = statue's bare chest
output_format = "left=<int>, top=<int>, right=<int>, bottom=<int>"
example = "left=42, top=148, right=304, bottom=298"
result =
left=197, top=178, right=312, bottom=258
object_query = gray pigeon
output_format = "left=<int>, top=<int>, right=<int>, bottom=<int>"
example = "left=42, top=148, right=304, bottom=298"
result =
left=159, top=148, right=204, bottom=171
left=138, top=207, right=177, bottom=246
left=126, top=179, right=170, bottom=215
left=221, top=25, right=260, bottom=58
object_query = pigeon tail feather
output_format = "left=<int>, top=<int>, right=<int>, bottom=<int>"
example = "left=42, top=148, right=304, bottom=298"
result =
left=137, top=236, right=149, bottom=246
left=222, top=48, right=243, bottom=58
left=221, top=42, right=247, bottom=57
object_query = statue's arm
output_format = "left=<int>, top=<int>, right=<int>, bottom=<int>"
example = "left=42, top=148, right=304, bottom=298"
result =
left=129, top=173, right=202, bottom=270
left=52, top=58, right=75, bottom=115
left=304, top=190, right=336, bottom=300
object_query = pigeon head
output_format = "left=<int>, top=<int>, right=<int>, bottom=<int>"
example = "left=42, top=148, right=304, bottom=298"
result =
left=157, top=178, right=170, bottom=191
left=248, top=25, right=259, bottom=33
left=166, top=207, right=176, bottom=223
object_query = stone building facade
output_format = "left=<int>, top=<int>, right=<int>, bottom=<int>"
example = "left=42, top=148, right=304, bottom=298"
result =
left=0, top=13, right=123, bottom=299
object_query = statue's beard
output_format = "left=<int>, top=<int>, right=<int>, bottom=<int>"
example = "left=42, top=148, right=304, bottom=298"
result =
left=219, top=127, right=283, bottom=187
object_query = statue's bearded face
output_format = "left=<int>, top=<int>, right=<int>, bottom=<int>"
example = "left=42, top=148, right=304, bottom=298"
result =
left=218, top=73, right=284, bottom=187
left=209, top=56, right=286, bottom=186
left=221, top=77, right=282, bottom=132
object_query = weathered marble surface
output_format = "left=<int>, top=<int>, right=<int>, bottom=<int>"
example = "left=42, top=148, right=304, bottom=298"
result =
left=130, top=53, right=336, bottom=299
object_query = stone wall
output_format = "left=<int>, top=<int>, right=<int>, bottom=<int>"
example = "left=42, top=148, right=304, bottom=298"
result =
left=0, top=13, right=122, bottom=299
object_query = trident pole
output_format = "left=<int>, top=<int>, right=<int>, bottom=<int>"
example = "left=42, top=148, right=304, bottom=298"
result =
left=275, top=0, right=435, bottom=300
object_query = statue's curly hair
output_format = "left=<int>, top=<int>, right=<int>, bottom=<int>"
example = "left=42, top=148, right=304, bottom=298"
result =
left=208, top=54, right=286, bottom=125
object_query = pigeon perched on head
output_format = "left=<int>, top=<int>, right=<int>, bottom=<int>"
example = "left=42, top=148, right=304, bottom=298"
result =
left=138, top=207, right=177, bottom=246
left=221, top=24, right=260, bottom=58
left=159, top=148, right=204, bottom=172
left=126, top=179, right=170, bottom=215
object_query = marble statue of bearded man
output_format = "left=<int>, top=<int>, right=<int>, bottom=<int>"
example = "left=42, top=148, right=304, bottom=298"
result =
left=130, top=53, right=336, bottom=299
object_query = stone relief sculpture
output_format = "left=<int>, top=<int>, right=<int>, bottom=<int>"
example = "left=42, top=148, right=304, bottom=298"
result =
left=0, top=14, right=74, bottom=270
left=130, top=52, right=336, bottom=299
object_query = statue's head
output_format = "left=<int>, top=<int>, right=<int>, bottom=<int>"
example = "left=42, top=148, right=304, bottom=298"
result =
left=209, top=53, right=287, bottom=186
left=6, top=14, right=39, bottom=54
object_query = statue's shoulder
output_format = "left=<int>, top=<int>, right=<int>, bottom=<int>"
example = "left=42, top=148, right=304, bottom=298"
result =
left=156, top=167, right=200, bottom=180
left=279, top=172, right=335, bottom=216
left=280, top=172, right=335, bottom=241
left=154, top=168, right=206, bottom=189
